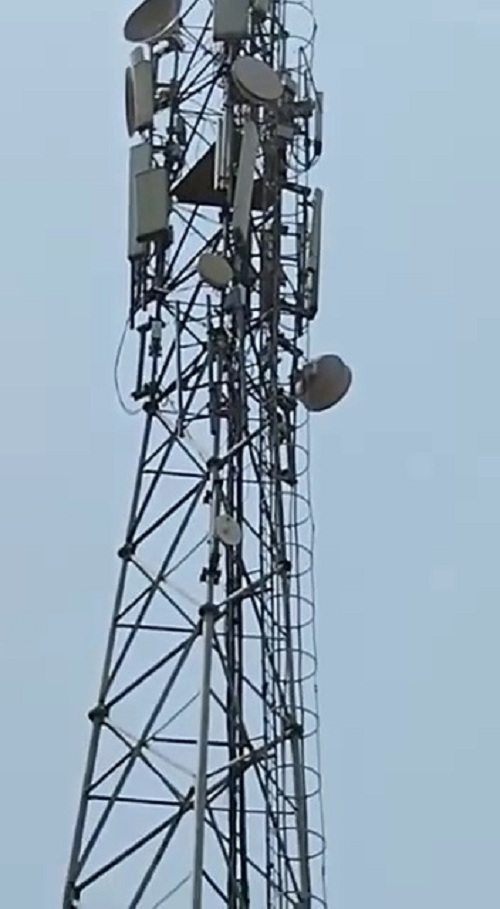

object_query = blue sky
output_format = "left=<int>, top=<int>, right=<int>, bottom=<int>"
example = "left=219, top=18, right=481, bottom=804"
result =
left=1, top=0, right=499, bottom=907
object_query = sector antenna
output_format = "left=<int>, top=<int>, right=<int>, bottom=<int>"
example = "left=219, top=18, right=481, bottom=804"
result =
left=62, top=1, right=352, bottom=907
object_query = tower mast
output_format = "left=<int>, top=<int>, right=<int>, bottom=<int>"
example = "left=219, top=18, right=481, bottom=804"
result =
left=62, top=1, right=351, bottom=907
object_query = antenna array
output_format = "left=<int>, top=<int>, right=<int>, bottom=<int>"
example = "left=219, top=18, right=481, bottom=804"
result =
left=62, top=1, right=351, bottom=907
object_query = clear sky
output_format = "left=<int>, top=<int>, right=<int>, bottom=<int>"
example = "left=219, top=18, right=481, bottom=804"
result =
left=1, top=0, right=499, bottom=907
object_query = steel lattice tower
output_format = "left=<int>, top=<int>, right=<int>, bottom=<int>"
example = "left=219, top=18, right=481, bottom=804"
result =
left=62, top=1, right=350, bottom=908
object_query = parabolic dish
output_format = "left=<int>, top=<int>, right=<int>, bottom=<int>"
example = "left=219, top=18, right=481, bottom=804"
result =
left=214, top=514, right=242, bottom=548
left=197, top=253, right=233, bottom=290
left=124, top=0, right=181, bottom=44
left=231, top=56, right=283, bottom=105
left=296, top=354, right=352, bottom=413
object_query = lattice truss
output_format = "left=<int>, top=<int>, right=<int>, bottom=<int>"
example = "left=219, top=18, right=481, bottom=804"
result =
left=63, top=2, right=329, bottom=908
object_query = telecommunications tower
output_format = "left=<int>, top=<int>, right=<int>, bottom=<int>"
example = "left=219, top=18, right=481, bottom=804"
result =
left=62, top=0, right=351, bottom=907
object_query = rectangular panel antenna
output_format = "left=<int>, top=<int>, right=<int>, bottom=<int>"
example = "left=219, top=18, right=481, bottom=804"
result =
left=215, top=115, right=230, bottom=191
left=128, top=142, right=152, bottom=259
left=232, top=119, right=259, bottom=244
left=306, top=187, right=323, bottom=318
left=314, top=91, right=324, bottom=157
left=136, top=168, right=170, bottom=241
left=213, top=0, right=251, bottom=40
left=131, top=58, right=155, bottom=132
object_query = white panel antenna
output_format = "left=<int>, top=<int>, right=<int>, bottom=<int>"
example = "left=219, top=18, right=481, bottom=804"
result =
left=125, top=48, right=154, bottom=137
left=213, top=0, right=251, bottom=41
left=232, top=119, right=260, bottom=244
left=305, top=188, right=323, bottom=319
left=136, top=168, right=170, bottom=241
left=127, top=142, right=152, bottom=259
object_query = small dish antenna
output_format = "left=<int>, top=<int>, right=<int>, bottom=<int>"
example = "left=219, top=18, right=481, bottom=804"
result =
left=214, top=514, right=242, bottom=548
left=231, top=56, right=283, bottom=105
left=295, top=354, right=352, bottom=412
left=197, top=253, right=233, bottom=290
left=124, top=0, right=181, bottom=44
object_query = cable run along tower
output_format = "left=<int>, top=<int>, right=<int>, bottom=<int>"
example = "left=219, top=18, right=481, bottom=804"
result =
left=62, top=1, right=351, bottom=907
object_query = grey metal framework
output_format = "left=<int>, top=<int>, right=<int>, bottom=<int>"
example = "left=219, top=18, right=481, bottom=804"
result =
left=62, top=2, right=330, bottom=908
